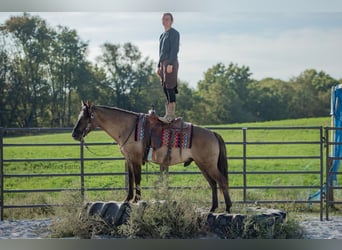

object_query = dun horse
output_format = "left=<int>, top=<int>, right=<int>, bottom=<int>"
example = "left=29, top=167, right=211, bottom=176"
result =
left=72, top=101, right=232, bottom=212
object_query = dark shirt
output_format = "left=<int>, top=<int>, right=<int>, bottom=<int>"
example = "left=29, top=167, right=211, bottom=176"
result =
left=158, top=27, right=180, bottom=67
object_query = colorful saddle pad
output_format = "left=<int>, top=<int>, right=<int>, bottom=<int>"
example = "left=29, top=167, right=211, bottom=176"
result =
left=135, top=113, right=193, bottom=149
left=161, top=124, right=193, bottom=148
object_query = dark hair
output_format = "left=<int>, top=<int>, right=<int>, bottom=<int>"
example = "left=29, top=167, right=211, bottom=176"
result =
left=163, top=12, right=173, bottom=22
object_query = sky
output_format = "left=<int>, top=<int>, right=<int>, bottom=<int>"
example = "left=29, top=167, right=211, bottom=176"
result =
left=1, top=8, right=342, bottom=88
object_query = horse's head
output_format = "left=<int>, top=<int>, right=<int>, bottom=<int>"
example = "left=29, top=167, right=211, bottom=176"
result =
left=72, top=100, right=97, bottom=141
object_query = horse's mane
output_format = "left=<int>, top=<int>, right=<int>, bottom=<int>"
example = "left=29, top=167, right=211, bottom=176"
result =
left=94, top=105, right=140, bottom=116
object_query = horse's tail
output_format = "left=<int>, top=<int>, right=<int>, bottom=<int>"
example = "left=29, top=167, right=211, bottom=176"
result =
left=214, top=132, right=228, bottom=182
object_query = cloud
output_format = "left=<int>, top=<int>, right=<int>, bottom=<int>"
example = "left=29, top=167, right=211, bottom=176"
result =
left=177, top=27, right=342, bottom=86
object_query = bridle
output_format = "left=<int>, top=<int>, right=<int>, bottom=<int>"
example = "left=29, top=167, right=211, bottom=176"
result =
left=80, top=105, right=95, bottom=142
left=79, top=104, right=136, bottom=153
left=79, top=105, right=112, bottom=156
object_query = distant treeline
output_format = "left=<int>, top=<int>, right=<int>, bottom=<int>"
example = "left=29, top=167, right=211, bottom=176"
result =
left=1, top=13, right=340, bottom=127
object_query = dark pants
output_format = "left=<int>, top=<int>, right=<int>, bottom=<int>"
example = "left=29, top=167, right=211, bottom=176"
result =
left=164, top=87, right=176, bottom=103
left=159, top=60, right=178, bottom=103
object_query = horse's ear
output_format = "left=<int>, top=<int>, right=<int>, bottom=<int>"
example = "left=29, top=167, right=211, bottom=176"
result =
left=87, top=100, right=92, bottom=107
left=82, top=100, right=86, bottom=106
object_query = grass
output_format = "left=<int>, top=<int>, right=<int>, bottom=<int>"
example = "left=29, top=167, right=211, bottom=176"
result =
left=49, top=188, right=305, bottom=239
left=2, top=116, right=342, bottom=219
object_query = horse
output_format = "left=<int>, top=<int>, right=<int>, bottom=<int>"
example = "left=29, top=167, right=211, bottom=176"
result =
left=72, top=101, right=232, bottom=213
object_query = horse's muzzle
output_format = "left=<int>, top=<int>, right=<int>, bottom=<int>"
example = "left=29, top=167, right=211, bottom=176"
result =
left=72, top=129, right=83, bottom=141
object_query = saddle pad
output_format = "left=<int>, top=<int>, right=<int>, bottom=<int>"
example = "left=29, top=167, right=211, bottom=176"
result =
left=161, top=123, right=193, bottom=148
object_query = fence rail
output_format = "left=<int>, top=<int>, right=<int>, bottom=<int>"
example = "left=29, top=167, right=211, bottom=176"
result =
left=0, top=126, right=340, bottom=221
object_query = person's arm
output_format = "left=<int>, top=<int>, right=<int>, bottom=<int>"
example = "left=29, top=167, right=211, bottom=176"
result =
left=157, top=33, right=164, bottom=68
left=168, top=29, right=179, bottom=66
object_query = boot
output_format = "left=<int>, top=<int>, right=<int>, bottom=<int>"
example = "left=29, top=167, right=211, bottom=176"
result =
left=159, top=102, right=176, bottom=123
left=169, top=102, right=176, bottom=120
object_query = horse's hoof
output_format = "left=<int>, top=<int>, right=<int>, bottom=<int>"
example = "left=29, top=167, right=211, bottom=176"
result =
left=133, top=197, right=141, bottom=203
left=209, top=207, right=216, bottom=213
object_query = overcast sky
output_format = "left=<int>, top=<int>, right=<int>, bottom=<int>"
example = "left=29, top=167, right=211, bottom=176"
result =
left=1, top=11, right=342, bottom=88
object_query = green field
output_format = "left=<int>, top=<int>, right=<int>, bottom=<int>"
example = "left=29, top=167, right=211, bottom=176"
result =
left=2, top=116, right=341, bottom=218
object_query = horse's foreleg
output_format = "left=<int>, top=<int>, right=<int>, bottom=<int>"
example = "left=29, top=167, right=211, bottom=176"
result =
left=124, top=161, right=134, bottom=202
left=133, top=164, right=142, bottom=203
left=159, top=164, right=169, bottom=189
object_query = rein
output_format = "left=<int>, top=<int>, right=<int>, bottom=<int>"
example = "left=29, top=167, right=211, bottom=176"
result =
left=81, top=126, right=115, bottom=157
left=82, top=140, right=116, bottom=157
left=81, top=106, right=138, bottom=155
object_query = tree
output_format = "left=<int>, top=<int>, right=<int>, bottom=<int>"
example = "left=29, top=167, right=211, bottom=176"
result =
left=98, top=43, right=139, bottom=108
left=312, top=70, right=339, bottom=116
left=0, top=38, right=12, bottom=126
left=246, top=78, right=292, bottom=121
left=48, top=25, right=89, bottom=126
left=97, top=42, right=161, bottom=112
left=1, top=13, right=52, bottom=127
left=1, top=13, right=95, bottom=127
left=0, top=13, right=340, bottom=127
left=288, top=69, right=337, bottom=118
left=197, top=62, right=253, bottom=124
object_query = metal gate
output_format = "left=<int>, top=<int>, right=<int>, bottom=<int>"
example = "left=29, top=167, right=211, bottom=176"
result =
left=0, top=126, right=340, bottom=221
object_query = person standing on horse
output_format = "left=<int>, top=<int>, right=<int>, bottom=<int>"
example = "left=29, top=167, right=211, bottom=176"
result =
left=157, top=12, right=180, bottom=123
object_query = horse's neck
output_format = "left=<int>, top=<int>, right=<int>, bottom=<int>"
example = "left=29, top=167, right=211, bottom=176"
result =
left=95, top=106, right=137, bottom=144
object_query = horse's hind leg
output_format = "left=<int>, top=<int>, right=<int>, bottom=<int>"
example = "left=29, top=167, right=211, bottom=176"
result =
left=222, top=188, right=232, bottom=213
left=202, top=170, right=218, bottom=212
left=208, top=169, right=232, bottom=213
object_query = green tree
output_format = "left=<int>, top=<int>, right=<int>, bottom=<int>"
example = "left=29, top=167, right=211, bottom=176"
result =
left=97, top=42, right=162, bottom=113
left=247, top=78, right=292, bottom=121
left=1, top=13, right=340, bottom=128
left=0, top=38, right=12, bottom=126
left=1, top=13, right=52, bottom=127
left=312, top=70, right=339, bottom=116
left=126, top=57, right=164, bottom=113
left=197, top=62, right=253, bottom=124
left=98, top=43, right=140, bottom=108
left=1, top=13, right=95, bottom=127
left=288, top=69, right=337, bottom=118
left=48, top=25, right=89, bottom=126
left=174, top=81, right=197, bottom=122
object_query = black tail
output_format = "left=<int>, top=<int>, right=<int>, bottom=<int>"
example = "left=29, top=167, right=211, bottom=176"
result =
left=214, top=132, right=228, bottom=182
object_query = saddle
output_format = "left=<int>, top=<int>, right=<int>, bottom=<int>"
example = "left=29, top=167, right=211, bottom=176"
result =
left=149, top=109, right=191, bottom=144
left=136, top=108, right=193, bottom=166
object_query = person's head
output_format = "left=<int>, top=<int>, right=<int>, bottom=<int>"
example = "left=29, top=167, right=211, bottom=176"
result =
left=162, top=13, right=173, bottom=30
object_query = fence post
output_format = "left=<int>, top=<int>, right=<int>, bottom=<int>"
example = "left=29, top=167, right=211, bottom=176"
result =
left=0, top=127, right=4, bottom=221
left=242, top=128, right=247, bottom=203
left=319, top=126, right=324, bottom=221
left=325, top=127, right=330, bottom=220
left=80, top=140, right=85, bottom=200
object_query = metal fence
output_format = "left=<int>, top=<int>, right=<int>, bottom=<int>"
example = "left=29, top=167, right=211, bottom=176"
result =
left=0, top=126, right=340, bottom=221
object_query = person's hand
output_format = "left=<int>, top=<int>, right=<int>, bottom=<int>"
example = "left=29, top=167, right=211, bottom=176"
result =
left=157, top=67, right=162, bottom=76
left=166, top=65, right=173, bottom=73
